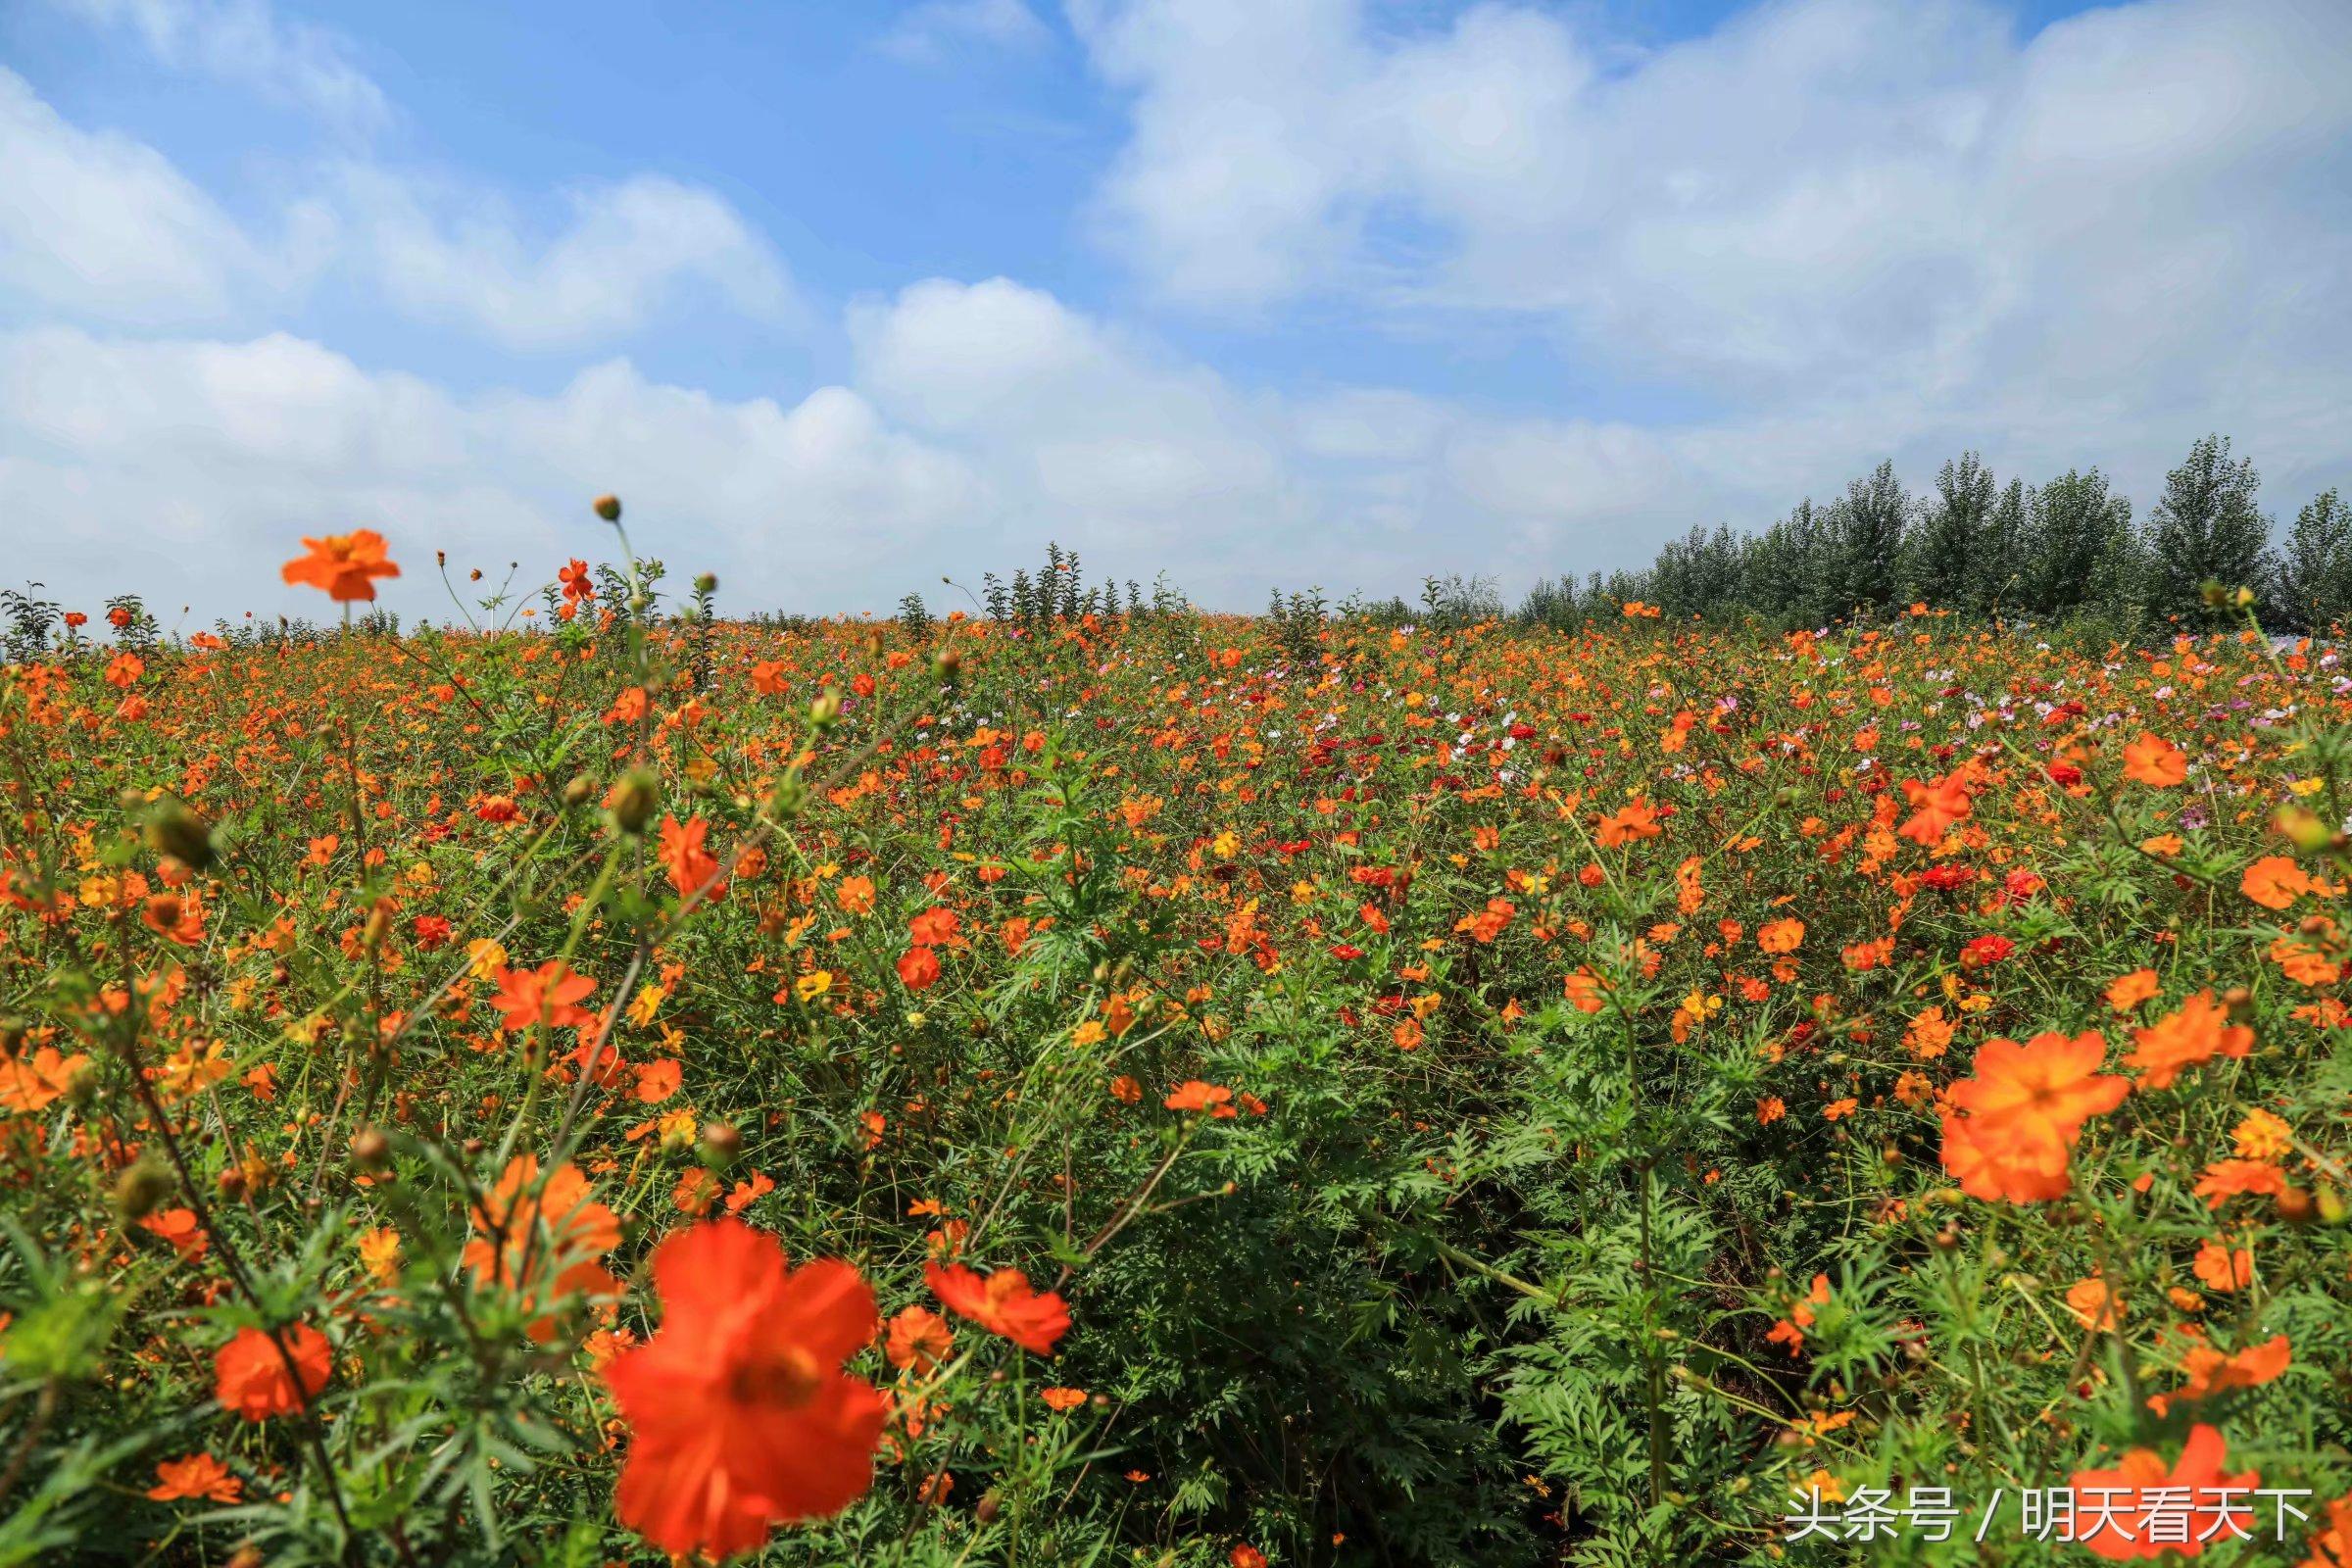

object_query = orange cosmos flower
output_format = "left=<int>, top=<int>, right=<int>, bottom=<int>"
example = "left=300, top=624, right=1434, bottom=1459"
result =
left=1897, top=772, right=1972, bottom=845
left=488, top=960, right=598, bottom=1034
left=1594, top=799, right=1661, bottom=848
left=1164, top=1079, right=1236, bottom=1116
left=2068, top=1423, right=2256, bottom=1559
left=603, top=1220, right=886, bottom=1560
left=2124, top=992, right=2253, bottom=1090
left=281, top=529, right=400, bottom=603
left=2304, top=1494, right=2352, bottom=1568
left=2105, top=969, right=2162, bottom=1012
left=147, top=1452, right=242, bottom=1503
left=2191, top=1240, right=2253, bottom=1293
left=0, top=1046, right=91, bottom=1112
left=658, top=814, right=728, bottom=903
left=2193, top=1159, right=2289, bottom=1208
left=1757, top=918, right=1804, bottom=955
left=2240, top=855, right=2310, bottom=910
left=462, top=1155, right=623, bottom=1340
left=1040, top=1386, right=1089, bottom=1412
left=884, top=1304, right=954, bottom=1372
left=2122, top=731, right=2187, bottom=788
left=214, top=1323, right=331, bottom=1421
left=1938, top=1030, right=2129, bottom=1203
left=2149, top=1334, right=2289, bottom=1415
left=925, top=1260, right=1071, bottom=1354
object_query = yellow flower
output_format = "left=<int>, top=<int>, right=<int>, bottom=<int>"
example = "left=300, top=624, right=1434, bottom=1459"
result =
left=466, top=938, right=508, bottom=981
left=795, top=970, right=833, bottom=1004
left=627, top=983, right=667, bottom=1027
left=357, top=1227, right=403, bottom=1287
left=2232, top=1108, right=2293, bottom=1161
left=1211, top=829, right=1240, bottom=859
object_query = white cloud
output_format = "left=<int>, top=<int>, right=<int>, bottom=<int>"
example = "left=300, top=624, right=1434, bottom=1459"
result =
left=0, top=71, right=800, bottom=349
left=0, top=67, right=330, bottom=323
left=46, top=0, right=389, bottom=134
left=881, top=0, right=1053, bottom=65
left=1073, top=0, right=2352, bottom=399
left=341, top=170, right=806, bottom=351
left=0, top=326, right=977, bottom=619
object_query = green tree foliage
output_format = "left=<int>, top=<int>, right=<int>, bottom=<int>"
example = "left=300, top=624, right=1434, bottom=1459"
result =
left=2275, top=488, right=2352, bottom=632
left=2142, top=434, right=2275, bottom=620
left=1513, top=436, right=2344, bottom=636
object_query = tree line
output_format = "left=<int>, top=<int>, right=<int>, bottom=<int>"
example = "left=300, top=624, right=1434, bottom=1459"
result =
left=1520, top=435, right=2350, bottom=634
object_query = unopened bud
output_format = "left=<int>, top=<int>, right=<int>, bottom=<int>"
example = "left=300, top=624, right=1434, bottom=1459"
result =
left=593, top=494, right=622, bottom=523
left=809, top=689, right=842, bottom=728
left=350, top=1128, right=391, bottom=1171
left=114, top=1156, right=175, bottom=1220
left=694, top=573, right=716, bottom=595
left=2276, top=1186, right=2316, bottom=1225
left=699, top=1121, right=742, bottom=1166
left=610, top=768, right=661, bottom=834
left=144, top=799, right=217, bottom=870
left=563, top=773, right=594, bottom=808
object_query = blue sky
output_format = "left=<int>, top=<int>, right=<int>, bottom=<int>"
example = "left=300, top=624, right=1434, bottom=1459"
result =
left=3, top=0, right=2348, bottom=623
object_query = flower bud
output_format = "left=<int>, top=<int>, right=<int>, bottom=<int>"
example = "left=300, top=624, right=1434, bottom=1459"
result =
left=563, top=773, right=595, bottom=808
left=694, top=572, right=716, bottom=595
left=350, top=1128, right=392, bottom=1172
left=699, top=1121, right=742, bottom=1167
left=609, top=767, right=661, bottom=834
left=593, top=494, right=622, bottom=523
left=143, top=799, right=216, bottom=871
left=114, top=1155, right=175, bottom=1220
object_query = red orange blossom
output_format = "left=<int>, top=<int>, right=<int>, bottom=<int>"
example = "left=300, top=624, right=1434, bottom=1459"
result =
left=604, top=1220, right=887, bottom=1560
left=1938, top=1030, right=2130, bottom=1203
left=280, top=528, right=400, bottom=603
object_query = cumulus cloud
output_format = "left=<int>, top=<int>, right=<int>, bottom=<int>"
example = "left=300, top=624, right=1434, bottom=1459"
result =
left=0, top=70, right=801, bottom=349
left=340, top=170, right=806, bottom=350
left=1072, top=0, right=2352, bottom=394
left=0, top=326, right=978, bottom=621
left=0, top=67, right=330, bottom=324
left=45, top=0, right=390, bottom=134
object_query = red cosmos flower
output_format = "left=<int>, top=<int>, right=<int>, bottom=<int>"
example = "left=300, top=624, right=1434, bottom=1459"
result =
left=107, top=605, right=132, bottom=628
left=558, top=559, right=595, bottom=603
left=659, top=815, right=728, bottom=903
left=488, top=960, right=597, bottom=1033
left=896, top=947, right=941, bottom=991
left=908, top=906, right=959, bottom=947
left=280, top=529, right=401, bottom=603
left=2068, top=1423, right=2257, bottom=1558
left=925, top=1260, right=1071, bottom=1354
left=604, top=1221, right=886, bottom=1560
left=1958, top=934, right=2014, bottom=968
left=214, top=1323, right=331, bottom=1421
left=412, top=914, right=453, bottom=951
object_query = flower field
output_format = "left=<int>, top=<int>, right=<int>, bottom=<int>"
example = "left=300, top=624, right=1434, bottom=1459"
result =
left=2, top=527, right=2350, bottom=1567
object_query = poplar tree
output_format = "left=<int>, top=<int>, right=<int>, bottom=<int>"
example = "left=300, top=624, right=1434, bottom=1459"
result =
left=2144, top=435, right=2274, bottom=618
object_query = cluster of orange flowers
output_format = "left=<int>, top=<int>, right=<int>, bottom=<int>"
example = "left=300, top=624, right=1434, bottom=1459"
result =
left=1, top=528, right=2345, bottom=1564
